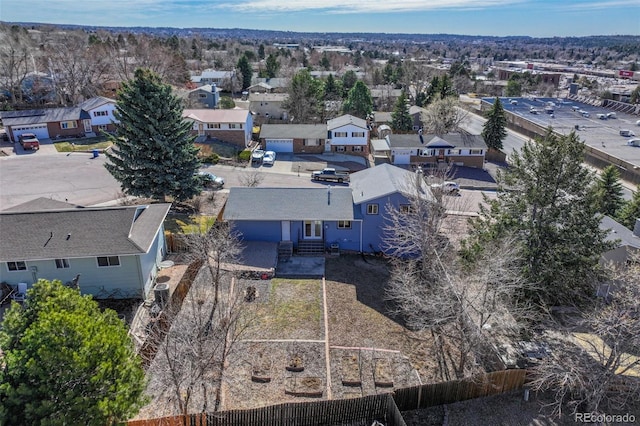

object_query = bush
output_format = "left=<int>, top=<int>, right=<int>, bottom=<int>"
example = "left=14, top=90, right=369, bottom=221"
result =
left=237, top=149, right=251, bottom=162
left=202, top=152, right=219, bottom=164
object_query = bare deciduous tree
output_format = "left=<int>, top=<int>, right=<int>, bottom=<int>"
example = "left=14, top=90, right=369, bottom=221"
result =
left=0, top=25, right=34, bottom=106
left=421, top=96, right=469, bottom=136
left=145, top=224, right=250, bottom=416
left=384, top=174, right=528, bottom=380
left=239, top=170, right=265, bottom=188
left=45, top=34, right=112, bottom=105
left=529, top=258, right=640, bottom=418
left=146, top=268, right=251, bottom=416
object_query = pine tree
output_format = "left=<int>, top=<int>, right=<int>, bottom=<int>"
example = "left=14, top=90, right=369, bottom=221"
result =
left=618, top=184, right=640, bottom=230
left=481, top=97, right=507, bottom=151
left=342, top=80, right=373, bottom=119
left=105, top=68, right=202, bottom=202
left=0, top=280, right=146, bottom=425
left=391, top=91, right=413, bottom=132
left=323, top=74, right=341, bottom=101
left=595, top=165, right=625, bottom=217
left=265, top=53, right=280, bottom=78
left=236, top=55, right=252, bottom=90
left=283, top=69, right=323, bottom=123
left=463, top=130, right=612, bottom=308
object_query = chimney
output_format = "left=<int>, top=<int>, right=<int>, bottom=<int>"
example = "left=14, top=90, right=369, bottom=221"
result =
left=415, top=168, right=424, bottom=193
left=634, top=218, right=640, bottom=237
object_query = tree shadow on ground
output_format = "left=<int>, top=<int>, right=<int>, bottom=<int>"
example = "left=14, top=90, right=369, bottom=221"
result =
left=324, top=254, right=405, bottom=326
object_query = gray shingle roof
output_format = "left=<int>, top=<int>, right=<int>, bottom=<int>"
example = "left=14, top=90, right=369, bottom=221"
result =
left=0, top=107, right=90, bottom=127
left=387, top=133, right=487, bottom=149
left=327, top=114, right=367, bottom=130
left=259, top=124, right=327, bottom=140
left=600, top=216, right=640, bottom=249
left=78, top=96, right=116, bottom=111
left=223, top=187, right=354, bottom=221
left=3, top=197, right=80, bottom=212
left=350, top=163, right=434, bottom=204
left=0, top=204, right=170, bottom=261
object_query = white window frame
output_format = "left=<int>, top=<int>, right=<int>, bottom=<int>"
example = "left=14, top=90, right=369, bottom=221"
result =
left=55, top=258, right=70, bottom=269
left=97, top=256, right=120, bottom=267
left=97, top=124, right=108, bottom=131
left=334, top=131, right=347, bottom=138
left=93, top=111, right=108, bottom=117
left=60, top=121, right=78, bottom=129
left=367, top=204, right=379, bottom=215
left=337, top=220, right=352, bottom=229
left=352, top=146, right=363, bottom=152
left=335, top=146, right=346, bottom=152
left=470, top=149, right=483, bottom=155
left=352, top=131, right=365, bottom=138
left=207, top=123, right=220, bottom=129
left=7, top=261, right=27, bottom=271
left=304, top=139, right=319, bottom=146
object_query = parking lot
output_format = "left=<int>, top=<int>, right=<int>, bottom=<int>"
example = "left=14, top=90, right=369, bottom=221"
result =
left=484, top=97, right=640, bottom=169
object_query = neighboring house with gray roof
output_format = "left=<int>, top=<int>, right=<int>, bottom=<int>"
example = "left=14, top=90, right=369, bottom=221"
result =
left=183, top=109, right=253, bottom=148
left=0, top=200, right=171, bottom=299
left=78, top=96, right=118, bottom=134
left=386, top=132, right=487, bottom=168
left=0, top=107, right=92, bottom=142
left=177, top=84, right=221, bottom=109
left=600, top=216, right=640, bottom=264
left=249, top=78, right=290, bottom=93
left=223, top=164, right=430, bottom=254
left=248, top=92, right=289, bottom=124
left=259, top=124, right=327, bottom=154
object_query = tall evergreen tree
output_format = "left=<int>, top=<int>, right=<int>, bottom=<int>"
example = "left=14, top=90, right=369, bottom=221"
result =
left=0, top=280, right=146, bottom=425
left=463, top=130, right=612, bottom=308
left=342, top=80, right=373, bottom=119
left=425, top=75, right=440, bottom=105
left=618, top=184, right=640, bottom=231
left=481, top=97, right=508, bottom=151
left=341, top=70, right=358, bottom=97
left=594, top=165, right=625, bottom=217
left=390, top=91, right=413, bottom=132
left=236, top=55, right=252, bottom=90
left=105, top=68, right=202, bottom=202
left=323, top=73, right=341, bottom=101
left=283, top=69, right=323, bottom=123
left=265, top=53, right=280, bottom=78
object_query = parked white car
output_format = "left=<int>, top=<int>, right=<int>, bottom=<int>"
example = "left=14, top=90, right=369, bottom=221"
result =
left=198, top=171, right=224, bottom=189
left=263, top=150, right=276, bottom=166
left=430, top=181, right=460, bottom=195
left=251, top=149, right=265, bottom=164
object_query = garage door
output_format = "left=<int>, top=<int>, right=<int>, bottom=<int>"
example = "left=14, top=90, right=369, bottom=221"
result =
left=265, top=139, right=293, bottom=153
left=12, top=124, right=49, bottom=141
left=393, top=153, right=411, bottom=165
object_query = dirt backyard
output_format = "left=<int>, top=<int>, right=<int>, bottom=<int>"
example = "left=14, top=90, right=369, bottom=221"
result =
left=135, top=253, right=439, bottom=417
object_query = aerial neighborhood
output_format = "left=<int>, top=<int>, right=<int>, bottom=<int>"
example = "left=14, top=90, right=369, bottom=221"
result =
left=0, top=17, right=640, bottom=426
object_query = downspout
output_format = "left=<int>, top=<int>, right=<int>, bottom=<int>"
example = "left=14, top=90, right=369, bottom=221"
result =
left=359, top=220, right=363, bottom=253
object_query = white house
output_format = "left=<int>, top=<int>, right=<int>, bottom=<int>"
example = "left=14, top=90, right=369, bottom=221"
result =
left=78, top=96, right=118, bottom=134
left=326, top=114, right=369, bottom=157
left=183, top=109, right=253, bottom=149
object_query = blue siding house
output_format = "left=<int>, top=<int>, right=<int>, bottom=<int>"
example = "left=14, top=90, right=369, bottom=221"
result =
left=223, top=164, right=432, bottom=253
left=0, top=199, right=171, bottom=299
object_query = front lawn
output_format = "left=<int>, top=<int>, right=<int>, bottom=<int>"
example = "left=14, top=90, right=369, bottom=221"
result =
left=54, top=137, right=113, bottom=152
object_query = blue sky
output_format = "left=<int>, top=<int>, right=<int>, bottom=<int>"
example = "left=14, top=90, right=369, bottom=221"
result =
left=1, top=0, right=638, bottom=37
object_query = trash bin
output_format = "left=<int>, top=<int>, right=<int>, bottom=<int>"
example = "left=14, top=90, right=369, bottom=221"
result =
left=92, top=149, right=99, bottom=158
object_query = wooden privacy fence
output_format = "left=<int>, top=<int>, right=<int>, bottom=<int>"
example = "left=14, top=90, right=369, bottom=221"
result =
left=393, top=369, right=528, bottom=412
left=128, top=370, right=528, bottom=426
left=128, top=393, right=405, bottom=426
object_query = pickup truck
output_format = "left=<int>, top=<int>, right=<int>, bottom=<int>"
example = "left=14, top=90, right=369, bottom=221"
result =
left=18, top=133, right=40, bottom=150
left=311, top=168, right=350, bottom=183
